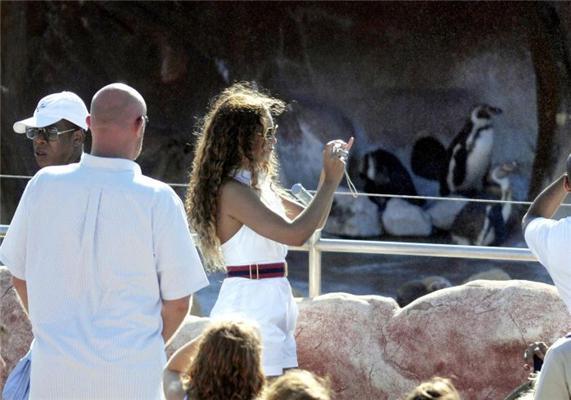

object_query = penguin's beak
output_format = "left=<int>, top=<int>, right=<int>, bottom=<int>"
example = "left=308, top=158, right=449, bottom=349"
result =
left=490, top=107, right=503, bottom=115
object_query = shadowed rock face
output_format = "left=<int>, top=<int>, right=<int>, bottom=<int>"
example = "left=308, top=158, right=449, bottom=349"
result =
left=2, top=2, right=549, bottom=231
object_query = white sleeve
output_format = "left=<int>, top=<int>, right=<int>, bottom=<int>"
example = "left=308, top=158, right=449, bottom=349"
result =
left=524, top=217, right=559, bottom=269
left=534, top=341, right=571, bottom=400
left=153, top=187, right=209, bottom=300
left=0, top=179, right=34, bottom=279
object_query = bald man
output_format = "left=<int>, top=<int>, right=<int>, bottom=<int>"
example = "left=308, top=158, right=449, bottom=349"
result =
left=0, top=83, right=208, bottom=399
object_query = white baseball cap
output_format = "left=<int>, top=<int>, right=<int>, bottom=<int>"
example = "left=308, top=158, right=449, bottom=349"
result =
left=13, top=91, right=88, bottom=134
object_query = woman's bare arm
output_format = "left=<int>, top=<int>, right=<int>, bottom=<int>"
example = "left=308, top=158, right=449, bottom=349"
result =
left=222, top=139, right=353, bottom=246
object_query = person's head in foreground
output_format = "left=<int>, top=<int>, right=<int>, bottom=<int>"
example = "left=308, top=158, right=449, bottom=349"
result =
left=13, top=91, right=88, bottom=168
left=186, top=81, right=286, bottom=268
left=404, top=376, right=460, bottom=400
left=263, top=369, right=332, bottom=400
left=88, top=82, right=148, bottom=160
left=184, top=320, right=265, bottom=400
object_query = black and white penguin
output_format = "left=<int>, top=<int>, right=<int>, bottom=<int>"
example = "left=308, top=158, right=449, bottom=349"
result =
left=358, top=148, right=424, bottom=211
left=450, top=161, right=516, bottom=246
left=441, top=104, right=503, bottom=196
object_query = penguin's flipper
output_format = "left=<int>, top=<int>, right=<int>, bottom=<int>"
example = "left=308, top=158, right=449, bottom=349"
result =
left=411, top=136, right=448, bottom=181
left=451, top=145, right=468, bottom=188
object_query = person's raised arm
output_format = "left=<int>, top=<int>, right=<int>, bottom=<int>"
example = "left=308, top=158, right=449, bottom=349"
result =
left=223, top=138, right=353, bottom=246
left=522, top=174, right=570, bottom=233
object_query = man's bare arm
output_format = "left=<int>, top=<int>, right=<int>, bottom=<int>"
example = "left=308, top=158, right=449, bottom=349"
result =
left=161, top=295, right=191, bottom=346
left=522, top=174, right=570, bottom=233
left=12, top=276, right=29, bottom=314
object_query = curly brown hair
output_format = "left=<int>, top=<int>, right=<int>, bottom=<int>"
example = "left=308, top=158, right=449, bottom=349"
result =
left=263, top=369, right=332, bottom=400
left=183, top=320, right=265, bottom=400
left=186, top=82, right=287, bottom=269
left=404, top=376, right=460, bottom=400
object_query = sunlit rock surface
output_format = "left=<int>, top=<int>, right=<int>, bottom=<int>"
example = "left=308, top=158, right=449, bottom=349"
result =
left=0, top=267, right=32, bottom=389
left=165, top=280, right=571, bottom=400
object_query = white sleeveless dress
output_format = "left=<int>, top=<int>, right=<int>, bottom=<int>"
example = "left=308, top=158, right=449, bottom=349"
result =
left=210, top=170, right=299, bottom=376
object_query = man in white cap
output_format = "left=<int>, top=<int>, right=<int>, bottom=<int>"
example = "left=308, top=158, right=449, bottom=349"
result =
left=1, top=83, right=209, bottom=399
left=13, top=91, right=88, bottom=168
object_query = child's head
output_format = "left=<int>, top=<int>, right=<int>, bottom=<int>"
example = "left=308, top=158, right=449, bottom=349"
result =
left=264, top=369, right=332, bottom=400
left=404, top=376, right=460, bottom=400
left=186, top=320, right=264, bottom=400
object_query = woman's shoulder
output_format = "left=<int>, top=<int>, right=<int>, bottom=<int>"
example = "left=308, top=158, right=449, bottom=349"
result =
left=220, top=178, right=256, bottom=198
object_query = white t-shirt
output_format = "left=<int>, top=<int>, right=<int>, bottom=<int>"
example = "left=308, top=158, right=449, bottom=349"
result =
left=0, top=154, right=209, bottom=399
left=534, top=335, right=571, bottom=400
left=524, top=217, right=571, bottom=313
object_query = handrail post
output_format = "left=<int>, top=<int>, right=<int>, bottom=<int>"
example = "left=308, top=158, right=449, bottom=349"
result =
left=308, top=229, right=322, bottom=298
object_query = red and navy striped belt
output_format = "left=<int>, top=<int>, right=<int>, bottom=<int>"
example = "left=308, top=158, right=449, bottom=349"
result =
left=226, top=262, right=288, bottom=279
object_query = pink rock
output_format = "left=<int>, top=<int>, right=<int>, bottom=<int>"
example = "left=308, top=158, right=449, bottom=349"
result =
left=296, top=280, right=571, bottom=400
left=0, top=267, right=33, bottom=389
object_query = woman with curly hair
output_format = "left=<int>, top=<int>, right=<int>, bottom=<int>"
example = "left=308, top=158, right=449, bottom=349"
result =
left=163, top=320, right=264, bottom=400
left=185, top=82, right=352, bottom=376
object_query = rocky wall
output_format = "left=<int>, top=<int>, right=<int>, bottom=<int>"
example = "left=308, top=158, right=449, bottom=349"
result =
left=3, top=2, right=566, bottom=228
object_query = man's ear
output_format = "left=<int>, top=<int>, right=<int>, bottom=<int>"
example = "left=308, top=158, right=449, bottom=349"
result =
left=72, top=130, right=86, bottom=147
left=564, top=174, right=571, bottom=192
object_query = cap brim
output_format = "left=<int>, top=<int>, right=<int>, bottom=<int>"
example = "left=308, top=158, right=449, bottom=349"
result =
left=13, top=115, right=62, bottom=134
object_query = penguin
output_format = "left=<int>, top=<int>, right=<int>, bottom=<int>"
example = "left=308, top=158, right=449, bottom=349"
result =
left=411, top=136, right=449, bottom=181
left=441, top=104, right=503, bottom=196
left=450, top=161, right=517, bottom=246
left=358, top=147, right=424, bottom=211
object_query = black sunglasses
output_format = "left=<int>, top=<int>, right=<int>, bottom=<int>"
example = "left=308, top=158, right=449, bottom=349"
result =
left=25, top=126, right=77, bottom=141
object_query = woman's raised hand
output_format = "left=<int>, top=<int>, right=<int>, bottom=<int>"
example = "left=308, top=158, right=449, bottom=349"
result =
left=322, top=137, right=354, bottom=185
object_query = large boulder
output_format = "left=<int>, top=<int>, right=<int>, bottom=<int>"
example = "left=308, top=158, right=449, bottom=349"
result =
left=297, top=280, right=571, bottom=399
left=0, top=267, right=33, bottom=389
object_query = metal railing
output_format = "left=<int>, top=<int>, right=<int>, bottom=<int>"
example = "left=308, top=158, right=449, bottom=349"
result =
left=0, top=223, right=537, bottom=297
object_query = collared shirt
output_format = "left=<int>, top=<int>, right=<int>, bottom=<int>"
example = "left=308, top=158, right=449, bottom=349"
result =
left=0, top=153, right=208, bottom=399
left=524, top=217, right=571, bottom=313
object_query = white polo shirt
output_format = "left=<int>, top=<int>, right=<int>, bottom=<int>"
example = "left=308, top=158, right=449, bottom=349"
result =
left=0, top=154, right=208, bottom=399
left=524, top=217, right=571, bottom=313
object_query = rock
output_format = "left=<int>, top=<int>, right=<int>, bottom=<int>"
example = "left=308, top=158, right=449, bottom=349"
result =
left=426, top=197, right=468, bottom=231
left=382, top=198, right=432, bottom=236
left=325, top=186, right=382, bottom=237
left=422, top=276, right=452, bottom=291
left=464, top=268, right=511, bottom=283
left=297, top=281, right=571, bottom=400
left=397, top=276, right=453, bottom=307
left=0, top=267, right=33, bottom=389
